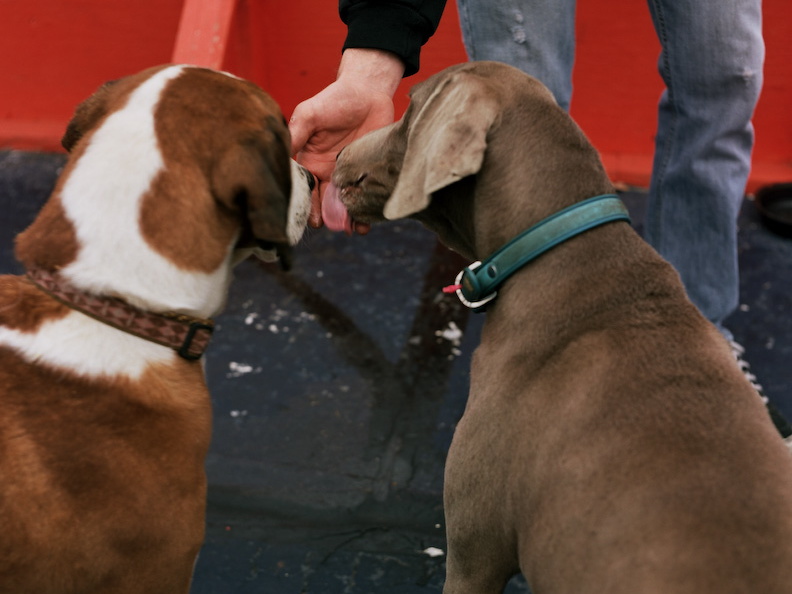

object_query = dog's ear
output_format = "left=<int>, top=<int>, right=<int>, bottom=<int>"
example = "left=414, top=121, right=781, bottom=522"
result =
left=61, top=80, right=119, bottom=152
left=213, top=115, right=292, bottom=246
left=384, top=73, right=499, bottom=220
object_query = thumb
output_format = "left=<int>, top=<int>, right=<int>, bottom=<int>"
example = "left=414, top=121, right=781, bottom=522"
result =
left=288, top=106, right=313, bottom=156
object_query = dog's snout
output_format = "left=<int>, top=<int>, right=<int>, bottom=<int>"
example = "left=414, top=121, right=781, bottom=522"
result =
left=298, top=164, right=316, bottom=191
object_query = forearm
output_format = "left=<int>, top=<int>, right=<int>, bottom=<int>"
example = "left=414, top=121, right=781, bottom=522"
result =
left=336, top=48, right=405, bottom=97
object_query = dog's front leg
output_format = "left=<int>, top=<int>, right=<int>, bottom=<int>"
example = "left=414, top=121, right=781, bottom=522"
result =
left=442, top=419, right=520, bottom=594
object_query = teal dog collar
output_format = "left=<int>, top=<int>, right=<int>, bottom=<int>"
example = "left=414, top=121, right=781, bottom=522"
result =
left=447, top=194, right=631, bottom=312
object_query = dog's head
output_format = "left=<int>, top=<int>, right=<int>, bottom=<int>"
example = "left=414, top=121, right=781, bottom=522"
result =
left=57, top=65, right=312, bottom=270
left=329, top=61, right=606, bottom=258
left=327, top=63, right=509, bottom=255
left=16, top=65, right=313, bottom=316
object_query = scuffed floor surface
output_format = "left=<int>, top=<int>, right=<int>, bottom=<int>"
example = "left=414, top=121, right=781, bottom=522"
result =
left=2, top=150, right=790, bottom=593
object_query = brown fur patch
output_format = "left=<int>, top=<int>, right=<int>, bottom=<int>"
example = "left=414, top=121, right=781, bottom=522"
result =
left=0, top=276, right=70, bottom=331
left=138, top=163, right=240, bottom=273
left=14, top=66, right=174, bottom=275
left=0, top=343, right=211, bottom=592
left=139, top=68, right=292, bottom=272
left=13, top=194, right=80, bottom=273
left=60, top=65, right=172, bottom=153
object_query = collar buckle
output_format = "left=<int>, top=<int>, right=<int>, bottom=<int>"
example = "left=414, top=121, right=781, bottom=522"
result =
left=178, top=320, right=215, bottom=361
left=452, top=261, right=498, bottom=312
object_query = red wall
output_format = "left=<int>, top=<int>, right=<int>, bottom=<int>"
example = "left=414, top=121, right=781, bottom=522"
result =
left=0, top=0, right=185, bottom=149
left=1, top=0, right=789, bottom=190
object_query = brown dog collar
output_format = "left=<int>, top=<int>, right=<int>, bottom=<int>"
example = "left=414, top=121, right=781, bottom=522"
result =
left=25, top=268, right=214, bottom=361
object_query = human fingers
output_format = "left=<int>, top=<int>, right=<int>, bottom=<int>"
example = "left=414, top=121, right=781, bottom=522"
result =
left=309, top=180, right=326, bottom=229
left=288, top=102, right=314, bottom=156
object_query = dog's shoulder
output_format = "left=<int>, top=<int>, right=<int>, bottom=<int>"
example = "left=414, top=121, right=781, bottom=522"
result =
left=0, top=274, right=178, bottom=381
left=0, top=275, right=69, bottom=332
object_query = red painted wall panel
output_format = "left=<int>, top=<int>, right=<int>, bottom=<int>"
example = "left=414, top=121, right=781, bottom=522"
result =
left=1, top=0, right=789, bottom=189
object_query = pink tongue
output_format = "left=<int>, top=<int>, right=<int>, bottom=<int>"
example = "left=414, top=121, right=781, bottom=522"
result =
left=322, top=183, right=354, bottom=234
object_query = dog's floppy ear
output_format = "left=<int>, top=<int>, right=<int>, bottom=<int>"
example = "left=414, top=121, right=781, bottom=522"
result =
left=213, top=114, right=292, bottom=246
left=61, top=80, right=119, bottom=152
left=384, top=73, right=499, bottom=220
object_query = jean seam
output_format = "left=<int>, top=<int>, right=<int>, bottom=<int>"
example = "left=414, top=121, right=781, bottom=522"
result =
left=647, top=0, right=676, bottom=246
left=456, top=0, right=475, bottom=59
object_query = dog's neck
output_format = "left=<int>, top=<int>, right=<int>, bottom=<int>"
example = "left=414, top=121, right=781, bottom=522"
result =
left=26, top=267, right=214, bottom=360
left=54, top=162, right=236, bottom=319
left=415, top=177, right=479, bottom=260
left=471, top=134, right=616, bottom=261
left=429, top=131, right=671, bottom=337
left=463, top=178, right=684, bottom=352
left=414, top=133, right=616, bottom=266
left=448, top=195, right=630, bottom=312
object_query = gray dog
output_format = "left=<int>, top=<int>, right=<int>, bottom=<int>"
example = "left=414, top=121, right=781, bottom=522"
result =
left=327, top=61, right=792, bottom=594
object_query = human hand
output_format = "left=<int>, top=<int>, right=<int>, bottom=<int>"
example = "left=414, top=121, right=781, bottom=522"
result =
left=290, top=49, right=404, bottom=234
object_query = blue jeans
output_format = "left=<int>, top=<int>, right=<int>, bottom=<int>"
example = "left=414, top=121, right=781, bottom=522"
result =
left=456, top=0, right=764, bottom=337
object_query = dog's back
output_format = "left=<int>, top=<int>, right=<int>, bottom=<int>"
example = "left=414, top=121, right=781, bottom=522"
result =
left=0, top=274, right=210, bottom=591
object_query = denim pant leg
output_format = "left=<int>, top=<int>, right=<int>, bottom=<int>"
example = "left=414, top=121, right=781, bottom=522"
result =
left=455, top=0, right=577, bottom=110
left=645, top=0, right=764, bottom=335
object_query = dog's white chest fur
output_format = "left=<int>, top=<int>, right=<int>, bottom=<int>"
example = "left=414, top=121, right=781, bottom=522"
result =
left=0, top=312, right=173, bottom=379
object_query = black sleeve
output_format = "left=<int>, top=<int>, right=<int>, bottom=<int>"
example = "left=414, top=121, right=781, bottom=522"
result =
left=339, top=0, right=448, bottom=77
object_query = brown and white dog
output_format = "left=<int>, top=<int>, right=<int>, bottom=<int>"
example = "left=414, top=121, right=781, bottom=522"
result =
left=0, top=65, right=311, bottom=592
left=328, top=62, right=792, bottom=593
